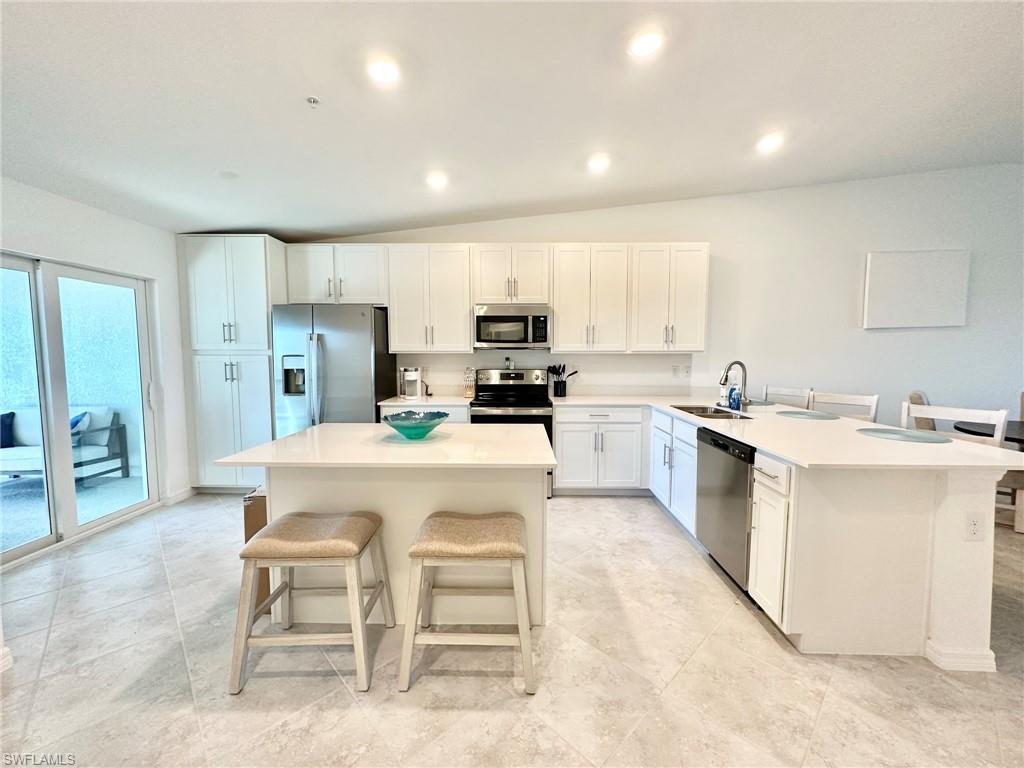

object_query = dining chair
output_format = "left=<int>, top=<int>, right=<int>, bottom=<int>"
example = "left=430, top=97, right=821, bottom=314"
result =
left=995, top=391, right=1023, bottom=533
left=899, top=402, right=1008, bottom=446
left=908, top=391, right=936, bottom=431
left=809, top=391, right=880, bottom=422
left=762, top=386, right=812, bottom=409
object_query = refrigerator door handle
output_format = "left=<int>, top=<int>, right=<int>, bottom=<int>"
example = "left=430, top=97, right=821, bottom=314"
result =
left=308, top=332, right=326, bottom=426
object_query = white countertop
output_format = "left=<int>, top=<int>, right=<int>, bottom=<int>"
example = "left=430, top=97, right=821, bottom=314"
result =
left=217, top=423, right=555, bottom=469
left=378, top=395, right=472, bottom=407
left=554, top=393, right=1024, bottom=471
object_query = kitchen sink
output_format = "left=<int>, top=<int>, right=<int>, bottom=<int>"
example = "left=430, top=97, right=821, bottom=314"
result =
left=672, top=405, right=752, bottom=420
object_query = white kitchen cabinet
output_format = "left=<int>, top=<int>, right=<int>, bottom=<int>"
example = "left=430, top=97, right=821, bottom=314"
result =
left=598, top=423, right=643, bottom=488
left=192, top=354, right=271, bottom=487
left=554, top=423, right=600, bottom=488
left=629, top=242, right=709, bottom=352
left=669, top=437, right=697, bottom=535
left=552, top=243, right=628, bottom=353
left=380, top=404, right=469, bottom=423
left=388, top=244, right=471, bottom=353
left=748, top=480, right=790, bottom=625
left=183, top=235, right=279, bottom=351
left=286, top=244, right=388, bottom=304
left=471, top=243, right=550, bottom=304
left=649, top=426, right=673, bottom=506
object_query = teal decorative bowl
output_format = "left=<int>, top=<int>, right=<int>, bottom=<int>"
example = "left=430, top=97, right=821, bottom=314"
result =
left=382, top=410, right=449, bottom=440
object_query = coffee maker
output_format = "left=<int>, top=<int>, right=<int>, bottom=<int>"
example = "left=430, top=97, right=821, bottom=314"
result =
left=398, top=367, right=423, bottom=400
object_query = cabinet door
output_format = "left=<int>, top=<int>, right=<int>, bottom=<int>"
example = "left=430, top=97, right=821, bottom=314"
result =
left=192, top=356, right=238, bottom=486
left=232, top=355, right=272, bottom=488
left=669, top=438, right=697, bottom=535
left=428, top=245, right=472, bottom=352
left=226, top=236, right=269, bottom=350
left=472, top=244, right=512, bottom=303
left=669, top=244, right=709, bottom=351
left=286, top=245, right=335, bottom=303
left=387, top=245, right=430, bottom=352
left=748, top=483, right=790, bottom=626
left=630, top=244, right=672, bottom=351
left=511, top=243, right=550, bottom=303
left=551, top=243, right=591, bottom=352
left=553, top=423, right=599, bottom=488
left=336, top=245, right=388, bottom=304
left=590, top=243, right=629, bottom=352
left=649, top=427, right=672, bottom=507
left=184, top=237, right=230, bottom=351
left=598, top=424, right=643, bottom=488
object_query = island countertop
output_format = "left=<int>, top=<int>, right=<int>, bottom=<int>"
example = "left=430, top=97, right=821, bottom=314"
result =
left=217, top=422, right=556, bottom=469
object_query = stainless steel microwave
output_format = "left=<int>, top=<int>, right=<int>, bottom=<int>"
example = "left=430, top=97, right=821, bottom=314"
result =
left=473, top=304, right=552, bottom=350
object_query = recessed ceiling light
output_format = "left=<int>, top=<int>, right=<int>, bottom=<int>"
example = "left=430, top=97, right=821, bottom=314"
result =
left=587, top=153, right=611, bottom=175
left=426, top=171, right=449, bottom=191
left=628, top=30, right=664, bottom=58
left=367, top=57, right=401, bottom=86
left=756, top=131, right=786, bottom=155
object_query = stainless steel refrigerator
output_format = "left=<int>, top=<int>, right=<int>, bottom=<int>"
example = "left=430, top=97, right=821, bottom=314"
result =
left=271, top=305, right=397, bottom=438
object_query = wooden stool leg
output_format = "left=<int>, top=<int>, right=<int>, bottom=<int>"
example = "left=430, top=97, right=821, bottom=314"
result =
left=345, top=558, right=371, bottom=692
left=1014, top=489, right=1024, bottom=534
left=228, top=560, right=259, bottom=694
left=419, top=566, right=434, bottom=629
left=370, top=534, right=396, bottom=628
left=398, top=558, right=424, bottom=691
left=511, top=559, right=535, bottom=695
left=281, top=566, right=294, bottom=629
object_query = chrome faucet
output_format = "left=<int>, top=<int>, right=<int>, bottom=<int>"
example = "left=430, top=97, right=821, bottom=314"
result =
left=718, top=360, right=750, bottom=409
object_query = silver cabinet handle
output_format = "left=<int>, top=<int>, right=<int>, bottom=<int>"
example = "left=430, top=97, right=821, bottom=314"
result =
left=222, top=323, right=229, bottom=343
left=589, top=413, right=610, bottom=417
left=585, top=325, right=590, bottom=345
left=754, top=466, right=780, bottom=481
left=670, top=325, right=675, bottom=344
left=223, top=362, right=230, bottom=382
left=663, top=325, right=668, bottom=343
left=229, top=322, right=236, bottom=343
left=338, top=278, right=344, bottom=298
left=232, top=362, right=238, bottom=381
left=600, top=432, right=604, bottom=452
left=425, top=325, right=429, bottom=346
left=431, top=326, right=435, bottom=344
left=662, top=443, right=668, bottom=466
left=593, top=432, right=598, bottom=452
left=513, top=277, right=518, bottom=299
left=506, top=277, right=511, bottom=298
left=591, top=324, right=596, bottom=345
left=667, top=446, right=673, bottom=469
left=327, top=277, right=333, bottom=298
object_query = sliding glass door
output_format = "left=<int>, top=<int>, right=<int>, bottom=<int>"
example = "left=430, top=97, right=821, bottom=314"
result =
left=0, top=256, right=56, bottom=557
left=0, top=255, right=159, bottom=560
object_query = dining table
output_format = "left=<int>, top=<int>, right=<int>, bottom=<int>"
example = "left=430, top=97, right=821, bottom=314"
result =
left=953, top=420, right=1024, bottom=450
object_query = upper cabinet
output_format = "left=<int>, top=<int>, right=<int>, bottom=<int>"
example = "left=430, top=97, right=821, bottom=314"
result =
left=181, top=235, right=286, bottom=352
left=630, top=243, right=709, bottom=352
left=552, top=243, right=629, bottom=353
left=388, top=244, right=472, bottom=353
left=471, top=243, right=550, bottom=304
left=285, top=244, right=388, bottom=305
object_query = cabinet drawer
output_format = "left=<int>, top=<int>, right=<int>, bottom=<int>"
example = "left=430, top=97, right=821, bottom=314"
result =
left=672, top=418, right=697, bottom=446
left=651, top=409, right=673, bottom=435
left=555, top=407, right=643, bottom=423
left=753, top=453, right=791, bottom=496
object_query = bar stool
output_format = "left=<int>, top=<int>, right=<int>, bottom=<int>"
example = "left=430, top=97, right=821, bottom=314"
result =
left=229, top=511, right=395, bottom=694
left=398, top=511, right=535, bottom=694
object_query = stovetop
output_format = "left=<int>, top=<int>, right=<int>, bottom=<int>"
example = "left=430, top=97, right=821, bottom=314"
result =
left=470, top=392, right=553, bottom=408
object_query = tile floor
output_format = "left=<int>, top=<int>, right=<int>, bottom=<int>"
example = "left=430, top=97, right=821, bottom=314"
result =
left=1, top=493, right=1021, bottom=767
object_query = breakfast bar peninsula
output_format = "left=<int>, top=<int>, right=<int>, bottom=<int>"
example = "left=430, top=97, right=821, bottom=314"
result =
left=218, top=422, right=556, bottom=625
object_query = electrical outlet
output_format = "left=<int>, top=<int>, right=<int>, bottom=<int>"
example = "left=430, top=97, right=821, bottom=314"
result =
left=964, top=512, right=984, bottom=541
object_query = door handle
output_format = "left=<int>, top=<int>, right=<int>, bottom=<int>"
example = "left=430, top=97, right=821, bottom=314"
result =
left=327, top=277, right=333, bottom=298
left=591, top=324, right=596, bottom=345
left=662, top=443, right=668, bottom=466
left=223, top=362, right=230, bottom=382
left=593, top=432, right=598, bottom=452
left=222, top=323, right=229, bottom=343
left=506, top=277, right=511, bottom=298
left=670, top=325, right=675, bottom=344
left=513, top=277, right=518, bottom=299
left=231, top=362, right=238, bottom=381
left=585, top=325, right=590, bottom=345
left=431, top=326, right=435, bottom=345
left=600, top=432, right=604, bottom=452
left=663, top=325, right=668, bottom=343
left=229, top=322, right=236, bottom=342
left=425, top=326, right=429, bottom=346
left=754, top=466, right=780, bottom=481
left=338, top=278, right=344, bottom=298
left=667, top=446, right=673, bottom=469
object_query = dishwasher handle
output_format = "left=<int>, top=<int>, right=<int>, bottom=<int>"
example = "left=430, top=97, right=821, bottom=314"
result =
left=696, top=427, right=756, bottom=464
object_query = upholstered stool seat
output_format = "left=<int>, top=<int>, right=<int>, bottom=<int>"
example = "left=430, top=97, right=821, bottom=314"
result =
left=241, top=511, right=382, bottom=559
left=399, top=511, right=535, bottom=694
left=229, top=511, right=395, bottom=695
left=408, top=511, right=526, bottom=559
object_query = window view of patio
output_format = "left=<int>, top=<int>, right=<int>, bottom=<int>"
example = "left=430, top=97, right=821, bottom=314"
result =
left=0, top=265, right=52, bottom=553
left=58, top=275, right=150, bottom=526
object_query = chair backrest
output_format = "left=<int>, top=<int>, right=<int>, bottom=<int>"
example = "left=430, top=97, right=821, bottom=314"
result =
left=899, top=402, right=1008, bottom=446
left=762, top=385, right=812, bottom=409
left=809, top=391, right=880, bottom=422
left=908, top=391, right=935, bottom=431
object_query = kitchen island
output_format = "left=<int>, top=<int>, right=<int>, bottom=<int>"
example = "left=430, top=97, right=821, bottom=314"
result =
left=218, top=422, right=556, bottom=625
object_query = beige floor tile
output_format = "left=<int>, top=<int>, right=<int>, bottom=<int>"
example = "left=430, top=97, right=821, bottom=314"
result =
left=41, top=591, right=180, bottom=676
left=170, top=569, right=243, bottom=624
left=1, top=627, right=47, bottom=689
left=50, top=560, right=169, bottom=626
left=544, top=563, right=607, bottom=633
left=1, top=590, right=57, bottom=639
left=661, top=635, right=824, bottom=765
left=61, top=540, right=163, bottom=586
left=1, top=680, right=36, bottom=751
left=321, top=622, right=404, bottom=678
left=520, top=624, right=655, bottom=766
left=1, top=556, right=66, bottom=603
left=62, top=516, right=159, bottom=559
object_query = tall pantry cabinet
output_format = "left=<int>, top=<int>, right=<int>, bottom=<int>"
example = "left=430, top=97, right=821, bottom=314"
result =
left=178, top=235, right=286, bottom=488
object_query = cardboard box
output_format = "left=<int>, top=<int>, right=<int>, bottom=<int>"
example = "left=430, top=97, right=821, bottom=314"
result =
left=243, top=487, right=270, bottom=614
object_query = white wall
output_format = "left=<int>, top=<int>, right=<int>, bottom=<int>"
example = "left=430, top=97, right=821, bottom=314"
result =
left=342, top=165, right=1023, bottom=425
left=1, top=177, right=190, bottom=498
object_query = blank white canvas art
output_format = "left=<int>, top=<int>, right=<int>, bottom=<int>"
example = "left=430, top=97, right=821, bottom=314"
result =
left=862, top=250, right=970, bottom=329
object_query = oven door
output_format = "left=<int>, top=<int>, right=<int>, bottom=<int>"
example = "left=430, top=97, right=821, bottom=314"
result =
left=470, top=407, right=554, bottom=497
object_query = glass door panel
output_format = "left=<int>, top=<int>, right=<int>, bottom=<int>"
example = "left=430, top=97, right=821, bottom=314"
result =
left=56, top=274, right=154, bottom=525
left=0, top=261, right=55, bottom=555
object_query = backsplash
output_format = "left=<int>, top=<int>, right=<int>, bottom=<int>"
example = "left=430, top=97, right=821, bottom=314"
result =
left=396, top=351, right=695, bottom=396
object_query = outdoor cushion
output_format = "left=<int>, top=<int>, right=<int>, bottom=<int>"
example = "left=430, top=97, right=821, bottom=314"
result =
left=71, top=406, right=113, bottom=446
left=9, top=408, right=43, bottom=447
left=0, top=444, right=110, bottom=473
left=70, top=412, right=90, bottom=447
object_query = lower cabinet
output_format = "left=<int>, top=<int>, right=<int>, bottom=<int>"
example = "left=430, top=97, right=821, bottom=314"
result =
left=554, top=421, right=643, bottom=489
left=748, top=480, right=790, bottom=625
left=192, top=354, right=271, bottom=487
left=649, top=426, right=672, bottom=506
left=669, top=437, right=697, bottom=535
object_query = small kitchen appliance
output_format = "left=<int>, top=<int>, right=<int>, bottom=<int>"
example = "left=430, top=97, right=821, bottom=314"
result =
left=473, top=304, right=552, bottom=350
left=398, top=367, right=423, bottom=400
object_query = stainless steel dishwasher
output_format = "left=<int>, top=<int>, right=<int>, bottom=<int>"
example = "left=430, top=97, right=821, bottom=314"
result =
left=695, top=428, right=756, bottom=588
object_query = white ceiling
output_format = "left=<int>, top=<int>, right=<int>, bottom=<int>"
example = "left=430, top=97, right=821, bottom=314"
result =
left=2, top=2, right=1021, bottom=240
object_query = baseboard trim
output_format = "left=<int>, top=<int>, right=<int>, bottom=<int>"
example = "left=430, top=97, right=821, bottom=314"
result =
left=925, top=640, right=997, bottom=672
left=553, top=489, right=651, bottom=497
